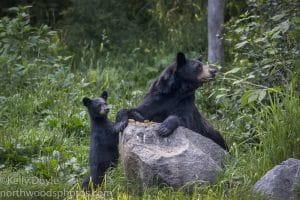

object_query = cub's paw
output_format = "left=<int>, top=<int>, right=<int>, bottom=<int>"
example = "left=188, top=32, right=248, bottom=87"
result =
left=113, top=121, right=128, bottom=133
left=158, top=124, right=173, bottom=137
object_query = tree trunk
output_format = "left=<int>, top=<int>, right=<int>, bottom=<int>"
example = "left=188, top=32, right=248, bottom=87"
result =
left=208, top=0, right=225, bottom=67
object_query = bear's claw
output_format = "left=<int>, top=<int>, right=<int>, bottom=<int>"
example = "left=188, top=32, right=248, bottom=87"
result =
left=158, top=124, right=172, bottom=137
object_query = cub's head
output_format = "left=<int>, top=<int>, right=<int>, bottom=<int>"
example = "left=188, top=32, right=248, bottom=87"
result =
left=82, top=91, right=109, bottom=119
left=176, top=52, right=217, bottom=83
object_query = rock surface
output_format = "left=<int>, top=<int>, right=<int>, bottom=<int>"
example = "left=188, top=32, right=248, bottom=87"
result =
left=119, top=121, right=226, bottom=189
left=253, top=158, right=300, bottom=200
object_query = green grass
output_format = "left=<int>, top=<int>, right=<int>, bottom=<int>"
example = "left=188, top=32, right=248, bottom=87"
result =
left=256, top=87, right=300, bottom=168
left=1, top=59, right=299, bottom=199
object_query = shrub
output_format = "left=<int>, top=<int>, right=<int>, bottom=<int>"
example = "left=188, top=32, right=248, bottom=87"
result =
left=0, top=6, right=72, bottom=93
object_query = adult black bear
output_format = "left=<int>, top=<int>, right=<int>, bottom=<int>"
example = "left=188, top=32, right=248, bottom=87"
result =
left=82, top=91, right=119, bottom=191
left=115, top=52, right=228, bottom=150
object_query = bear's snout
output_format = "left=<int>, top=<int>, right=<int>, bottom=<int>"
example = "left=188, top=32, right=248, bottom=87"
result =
left=209, top=67, right=218, bottom=76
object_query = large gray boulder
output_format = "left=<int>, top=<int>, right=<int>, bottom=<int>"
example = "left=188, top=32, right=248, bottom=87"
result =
left=119, top=121, right=226, bottom=189
left=253, top=158, right=300, bottom=200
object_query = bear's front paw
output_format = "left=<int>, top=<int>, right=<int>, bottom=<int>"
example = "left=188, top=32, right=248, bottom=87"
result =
left=113, top=121, right=128, bottom=133
left=158, top=124, right=172, bottom=137
left=131, top=111, right=145, bottom=122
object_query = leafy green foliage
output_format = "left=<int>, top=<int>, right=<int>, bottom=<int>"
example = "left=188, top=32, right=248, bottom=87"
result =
left=0, top=6, right=72, bottom=93
left=197, top=0, right=300, bottom=149
left=225, top=0, right=299, bottom=87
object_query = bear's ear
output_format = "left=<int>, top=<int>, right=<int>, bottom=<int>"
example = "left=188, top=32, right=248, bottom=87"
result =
left=100, top=91, right=108, bottom=101
left=82, top=97, right=92, bottom=107
left=176, top=52, right=186, bottom=67
left=197, top=56, right=202, bottom=62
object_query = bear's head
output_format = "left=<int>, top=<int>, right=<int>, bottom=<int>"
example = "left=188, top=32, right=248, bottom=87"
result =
left=176, top=52, right=217, bottom=83
left=82, top=91, right=110, bottom=119
left=153, top=52, right=218, bottom=94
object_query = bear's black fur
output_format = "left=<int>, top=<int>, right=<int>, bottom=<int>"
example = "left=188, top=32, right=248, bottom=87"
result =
left=114, top=52, right=228, bottom=150
left=82, top=91, right=119, bottom=191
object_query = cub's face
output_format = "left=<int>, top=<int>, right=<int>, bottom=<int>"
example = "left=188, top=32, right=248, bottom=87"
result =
left=176, top=52, right=217, bottom=83
left=82, top=91, right=109, bottom=118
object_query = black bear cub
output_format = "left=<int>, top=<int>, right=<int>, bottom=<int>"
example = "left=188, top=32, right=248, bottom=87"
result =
left=82, top=91, right=118, bottom=191
left=114, top=52, right=228, bottom=150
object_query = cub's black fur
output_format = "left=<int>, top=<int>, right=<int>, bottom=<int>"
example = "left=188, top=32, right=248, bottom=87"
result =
left=82, top=91, right=119, bottom=190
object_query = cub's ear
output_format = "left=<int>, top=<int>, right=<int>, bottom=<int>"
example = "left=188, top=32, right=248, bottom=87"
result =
left=82, top=97, right=92, bottom=107
left=100, top=91, right=108, bottom=100
left=176, top=52, right=186, bottom=67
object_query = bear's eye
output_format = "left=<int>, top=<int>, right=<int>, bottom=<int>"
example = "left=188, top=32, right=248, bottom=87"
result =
left=197, top=64, right=202, bottom=71
left=95, top=103, right=102, bottom=108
